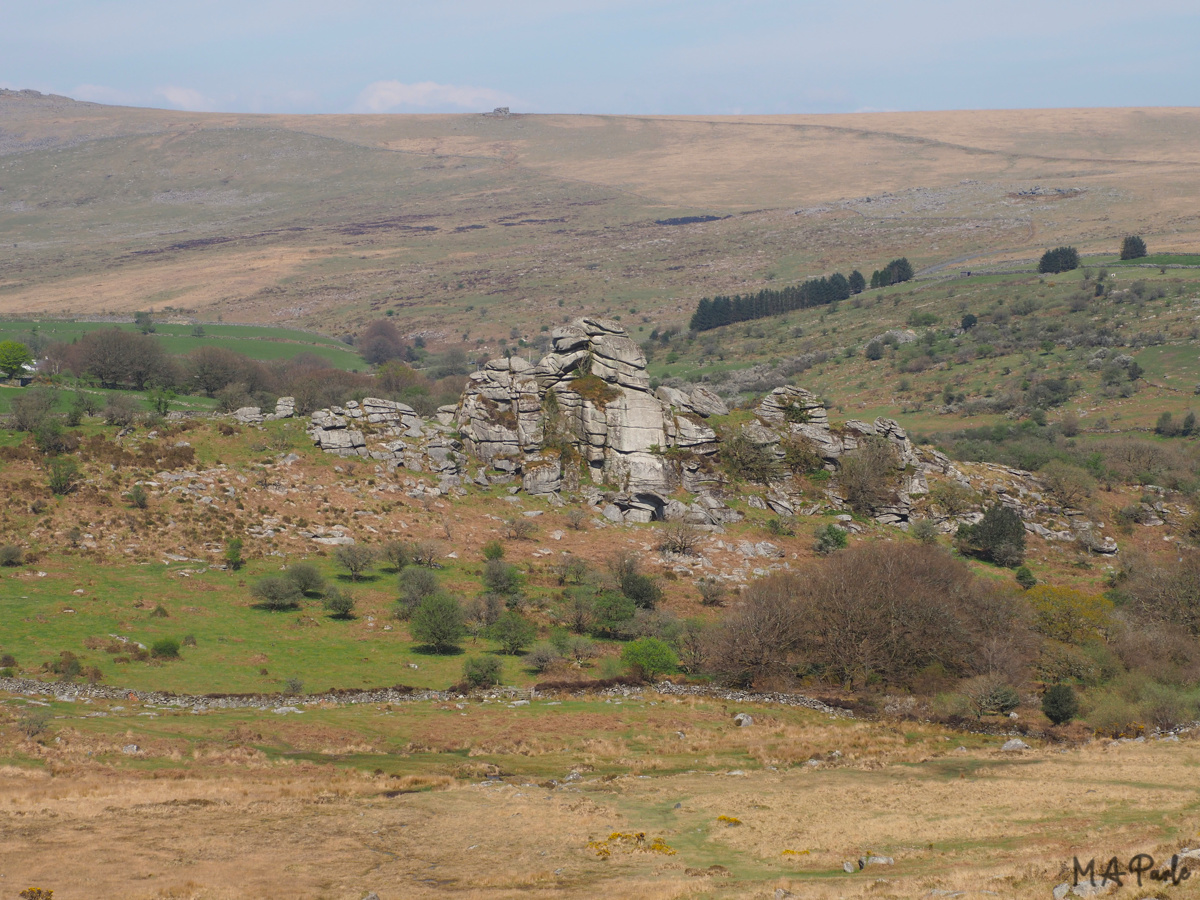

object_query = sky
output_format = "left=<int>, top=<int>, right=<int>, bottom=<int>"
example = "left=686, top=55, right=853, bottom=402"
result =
left=3, top=1, right=1198, bottom=115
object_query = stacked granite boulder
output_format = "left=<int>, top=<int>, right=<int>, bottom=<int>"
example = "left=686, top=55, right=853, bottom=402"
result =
left=456, top=317, right=727, bottom=519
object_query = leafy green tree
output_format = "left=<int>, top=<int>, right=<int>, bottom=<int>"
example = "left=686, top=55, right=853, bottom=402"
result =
left=488, top=610, right=537, bottom=655
left=1120, top=235, right=1147, bottom=260
left=1042, top=683, right=1079, bottom=725
left=621, top=637, right=678, bottom=681
left=225, top=537, right=245, bottom=571
left=1014, top=566, right=1037, bottom=590
left=134, top=311, right=155, bottom=334
left=848, top=270, right=866, bottom=294
left=410, top=594, right=465, bottom=652
left=591, top=591, right=637, bottom=637
left=0, top=340, right=33, bottom=379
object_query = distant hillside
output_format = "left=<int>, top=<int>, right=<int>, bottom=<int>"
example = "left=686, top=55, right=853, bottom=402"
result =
left=2, top=91, right=1199, bottom=351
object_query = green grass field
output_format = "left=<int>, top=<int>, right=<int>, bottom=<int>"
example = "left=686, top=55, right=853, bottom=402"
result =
left=0, top=320, right=364, bottom=370
left=0, top=549, right=592, bottom=696
left=1111, top=253, right=1200, bottom=267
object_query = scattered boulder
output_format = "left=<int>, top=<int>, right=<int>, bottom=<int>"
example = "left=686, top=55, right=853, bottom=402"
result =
left=1001, top=739, right=1031, bottom=752
left=733, top=713, right=754, bottom=727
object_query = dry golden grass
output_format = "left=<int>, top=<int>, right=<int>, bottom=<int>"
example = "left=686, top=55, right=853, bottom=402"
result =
left=4, top=96, right=1200, bottom=337
left=4, top=698, right=1200, bottom=898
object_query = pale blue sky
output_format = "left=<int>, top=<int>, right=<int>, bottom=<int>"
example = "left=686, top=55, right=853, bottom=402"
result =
left=3, top=1, right=1197, bottom=114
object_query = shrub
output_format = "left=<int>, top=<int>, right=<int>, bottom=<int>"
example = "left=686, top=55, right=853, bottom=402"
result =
left=0, top=544, right=24, bottom=567
left=323, top=587, right=355, bottom=619
left=765, top=518, right=795, bottom=537
left=1, top=653, right=17, bottom=667
left=955, top=503, right=1025, bottom=567
left=506, top=517, right=537, bottom=541
left=621, top=572, right=663, bottom=610
left=622, top=637, right=679, bottom=682
left=411, top=540, right=442, bottom=566
left=1042, top=683, right=1079, bottom=725
left=482, top=558, right=522, bottom=596
left=286, top=561, right=326, bottom=596
left=46, top=457, right=79, bottom=495
left=334, top=544, right=376, bottom=581
left=1039, top=460, right=1095, bottom=509
left=103, top=393, right=141, bottom=427
left=481, top=540, right=505, bottom=561
left=34, top=420, right=74, bottom=454
left=18, top=709, right=51, bottom=739
left=380, top=540, right=412, bottom=571
left=838, top=436, right=898, bottom=514
left=126, top=484, right=149, bottom=509
left=397, top=567, right=440, bottom=618
left=151, top=638, right=181, bottom=659
left=910, top=519, right=938, bottom=544
left=182, top=634, right=197, bottom=647
left=488, top=610, right=537, bottom=655
left=963, top=676, right=1020, bottom=718
left=1014, top=566, right=1037, bottom=590
left=658, top=522, right=702, bottom=555
left=565, top=507, right=589, bottom=530
left=721, top=432, right=781, bottom=484
left=525, top=642, right=561, bottom=672
left=462, top=655, right=502, bottom=688
left=697, top=577, right=727, bottom=607
left=410, top=594, right=466, bottom=652
left=813, top=524, right=847, bottom=555
left=10, top=387, right=56, bottom=432
left=251, top=576, right=303, bottom=610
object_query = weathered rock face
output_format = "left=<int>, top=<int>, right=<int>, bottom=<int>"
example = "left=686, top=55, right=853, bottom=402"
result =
left=456, top=317, right=720, bottom=498
left=748, top=387, right=921, bottom=524
left=305, top=397, right=467, bottom=494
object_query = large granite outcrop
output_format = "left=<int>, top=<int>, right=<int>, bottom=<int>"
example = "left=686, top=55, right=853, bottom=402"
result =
left=457, top=318, right=722, bottom=502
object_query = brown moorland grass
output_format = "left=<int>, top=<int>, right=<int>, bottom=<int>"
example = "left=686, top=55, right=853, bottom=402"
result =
left=4, top=93, right=1200, bottom=342
left=2, top=692, right=1199, bottom=898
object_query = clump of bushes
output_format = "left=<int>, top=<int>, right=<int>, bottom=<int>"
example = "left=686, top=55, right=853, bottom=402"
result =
left=151, top=638, right=181, bottom=660
left=462, top=655, right=502, bottom=688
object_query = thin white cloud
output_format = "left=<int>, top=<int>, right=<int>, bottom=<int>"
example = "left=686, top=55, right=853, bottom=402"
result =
left=353, top=80, right=514, bottom=113
left=155, top=85, right=217, bottom=112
